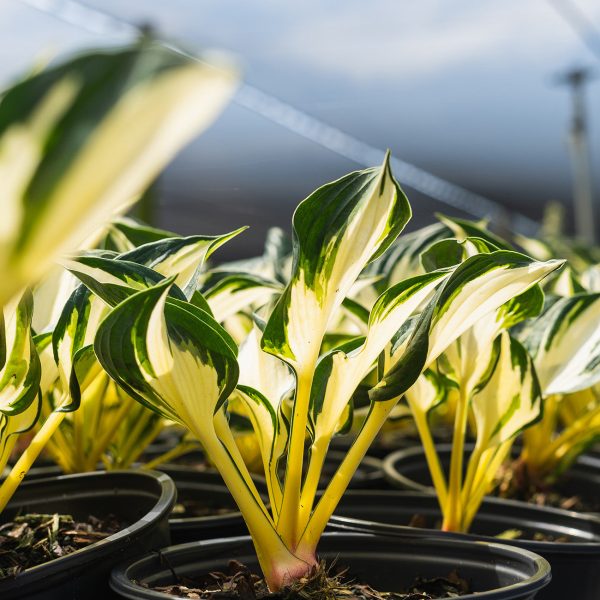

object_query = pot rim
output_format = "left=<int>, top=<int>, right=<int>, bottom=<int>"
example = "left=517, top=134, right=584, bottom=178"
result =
left=330, top=489, right=600, bottom=553
left=382, top=444, right=600, bottom=492
left=0, top=469, right=176, bottom=585
left=110, top=532, right=551, bottom=600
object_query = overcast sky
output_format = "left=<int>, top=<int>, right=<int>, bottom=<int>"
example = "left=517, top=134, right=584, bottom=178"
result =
left=1, top=0, right=599, bottom=250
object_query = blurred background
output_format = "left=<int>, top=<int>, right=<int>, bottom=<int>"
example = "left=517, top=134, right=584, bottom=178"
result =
left=1, top=0, right=599, bottom=259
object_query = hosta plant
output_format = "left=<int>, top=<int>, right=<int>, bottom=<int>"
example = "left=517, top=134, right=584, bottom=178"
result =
left=89, top=155, right=561, bottom=590
left=0, top=40, right=237, bottom=512
left=395, top=236, right=556, bottom=532
left=514, top=292, right=600, bottom=488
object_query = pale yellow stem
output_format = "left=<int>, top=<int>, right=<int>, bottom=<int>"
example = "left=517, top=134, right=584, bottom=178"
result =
left=0, top=410, right=67, bottom=513
left=297, top=436, right=329, bottom=534
left=461, top=440, right=513, bottom=532
left=278, top=366, right=316, bottom=546
left=199, top=427, right=308, bottom=590
left=460, top=443, right=484, bottom=509
left=409, top=400, right=448, bottom=506
left=442, top=385, right=469, bottom=532
left=85, top=394, right=134, bottom=470
left=299, top=399, right=395, bottom=550
left=213, top=409, right=267, bottom=513
left=140, top=440, right=202, bottom=470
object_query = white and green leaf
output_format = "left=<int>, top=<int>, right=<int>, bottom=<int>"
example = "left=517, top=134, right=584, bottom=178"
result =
left=262, top=153, right=411, bottom=367
left=310, top=270, right=448, bottom=441
left=520, top=293, right=600, bottom=395
left=94, top=279, right=239, bottom=433
left=120, top=229, right=246, bottom=299
left=372, top=251, right=563, bottom=402
left=205, top=273, right=283, bottom=323
left=63, top=255, right=188, bottom=307
left=0, top=42, right=237, bottom=307
left=0, top=396, right=41, bottom=474
left=103, top=217, right=176, bottom=253
left=0, top=291, right=41, bottom=416
left=471, top=332, right=542, bottom=448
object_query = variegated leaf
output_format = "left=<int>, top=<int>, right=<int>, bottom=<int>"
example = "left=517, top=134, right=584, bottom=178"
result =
left=205, top=274, right=283, bottom=323
left=436, top=215, right=511, bottom=250
left=425, top=252, right=562, bottom=364
left=0, top=395, right=41, bottom=474
left=32, top=266, right=80, bottom=334
left=0, top=42, right=237, bottom=307
left=420, top=236, right=500, bottom=272
left=238, top=326, right=294, bottom=406
left=404, top=368, right=449, bottom=415
left=471, top=332, right=542, bottom=447
left=582, top=266, right=600, bottom=293
left=373, top=222, right=448, bottom=286
left=119, top=229, right=246, bottom=299
left=0, top=291, right=41, bottom=416
left=34, top=332, right=57, bottom=396
left=371, top=251, right=563, bottom=401
left=520, top=293, right=600, bottom=395
left=53, top=286, right=109, bottom=396
left=94, top=279, right=239, bottom=434
left=103, top=217, right=176, bottom=253
left=63, top=255, right=187, bottom=307
left=311, top=270, right=448, bottom=440
left=375, top=216, right=509, bottom=288
left=262, top=153, right=411, bottom=367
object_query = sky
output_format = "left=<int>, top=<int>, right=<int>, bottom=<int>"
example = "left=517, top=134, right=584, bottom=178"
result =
left=1, top=0, right=599, bottom=254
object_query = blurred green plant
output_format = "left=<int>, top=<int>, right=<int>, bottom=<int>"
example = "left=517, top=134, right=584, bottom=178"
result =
left=0, top=40, right=237, bottom=512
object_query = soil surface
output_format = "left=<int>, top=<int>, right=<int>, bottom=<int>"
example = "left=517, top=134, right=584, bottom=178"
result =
left=0, top=513, right=124, bottom=579
left=146, top=559, right=470, bottom=599
left=495, top=459, right=599, bottom=512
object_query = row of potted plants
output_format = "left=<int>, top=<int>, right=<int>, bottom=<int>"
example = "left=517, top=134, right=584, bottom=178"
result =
left=1, top=40, right=599, bottom=600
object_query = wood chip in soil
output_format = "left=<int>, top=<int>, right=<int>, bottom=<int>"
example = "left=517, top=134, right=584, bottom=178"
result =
left=0, top=513, right=124, bottom=579
left=146, top=559, right=470, bottom=599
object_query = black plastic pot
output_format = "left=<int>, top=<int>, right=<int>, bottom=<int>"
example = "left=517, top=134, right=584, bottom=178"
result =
left=0, top=470, right=176, bottom=600
left=159, top=451, right=385, bottom=544
left=162, top=448, right=386, bottom=489
left=331, top=426, right=454, bottom=458
left=383, top=444, right=600, bottom=512
left=110, top=532, right=550, bottom=599
left=317, top=450, right=386, bottom=489
left=159, top=466, right=251, bottom=544
left=329, top=490, right=600, bottom=600
left=22, top=464, right=63, bottom=479
left=20, top=465, right=252, bottom=546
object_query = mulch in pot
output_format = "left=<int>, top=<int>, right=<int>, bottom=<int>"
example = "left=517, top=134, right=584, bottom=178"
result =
left=0, top=512, right=125, bottom=579
left=495, top=458, right=600, bottom=512
left=147, top=559, right=470, bottom=599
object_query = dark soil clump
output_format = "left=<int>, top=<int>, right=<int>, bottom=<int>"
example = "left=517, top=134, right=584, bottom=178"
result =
left=0, top=513, right=124, bottom=579
left=147, top=559, right=470, bottom=599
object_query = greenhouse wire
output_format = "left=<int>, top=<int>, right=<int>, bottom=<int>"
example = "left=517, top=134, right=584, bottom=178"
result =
left=18, top=0, right=540, bottom=236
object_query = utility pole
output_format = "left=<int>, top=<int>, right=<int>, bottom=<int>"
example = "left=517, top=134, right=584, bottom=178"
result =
left=556, top=67, right=596, bottom=244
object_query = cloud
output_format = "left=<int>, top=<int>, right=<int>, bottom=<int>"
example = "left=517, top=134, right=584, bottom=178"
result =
left=264, top=0, right=600, bottom=80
